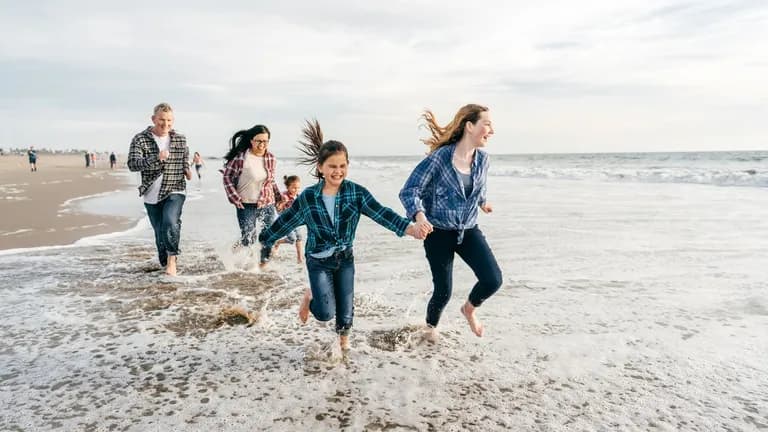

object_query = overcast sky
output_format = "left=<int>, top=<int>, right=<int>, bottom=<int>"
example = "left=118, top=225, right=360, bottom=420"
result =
left=1, top=0, right=766, bottom=156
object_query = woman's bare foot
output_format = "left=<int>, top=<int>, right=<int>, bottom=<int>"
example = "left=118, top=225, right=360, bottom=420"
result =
left=339, top=335, right=350, bottom=351
left=298, top=288, right=311, bottom=324
left=460, top=301, right=484, bottom=337
left=422, top=325, right=439, bottom=344
left=165, top=256, right=177, bottom=276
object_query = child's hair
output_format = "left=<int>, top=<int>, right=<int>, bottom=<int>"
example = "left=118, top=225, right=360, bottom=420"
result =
left=283, top=175, right=300, bottom=187
left=421, top=104, right=489, bottom=153
left=297, top=119, right=349, bottom=180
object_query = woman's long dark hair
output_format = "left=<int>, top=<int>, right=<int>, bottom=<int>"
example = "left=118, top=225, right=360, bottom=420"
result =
left=297, top=119, right=348, bottom=180
left=224, top=125, right=270, bottom=161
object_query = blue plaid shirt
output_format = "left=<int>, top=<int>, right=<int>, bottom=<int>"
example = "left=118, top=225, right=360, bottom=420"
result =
left=259, top=179, right=411, bottom=255
left=399, top=144, right=489, bottom=242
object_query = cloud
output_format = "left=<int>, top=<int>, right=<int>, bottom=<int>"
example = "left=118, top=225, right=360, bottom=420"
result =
left=0, top=0, right=766, bottom=155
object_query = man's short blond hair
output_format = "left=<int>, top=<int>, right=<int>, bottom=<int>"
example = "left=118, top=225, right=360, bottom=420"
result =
left=153, top=103, right=173, bottom=115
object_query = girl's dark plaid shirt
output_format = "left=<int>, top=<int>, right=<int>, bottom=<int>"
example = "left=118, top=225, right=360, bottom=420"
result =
left=127, top=127, right=189, bottom=202
left=259, top=179, right=411, bottom=255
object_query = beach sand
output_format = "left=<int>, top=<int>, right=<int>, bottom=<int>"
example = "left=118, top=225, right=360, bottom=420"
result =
left=0, top=154, right=135, bottom=250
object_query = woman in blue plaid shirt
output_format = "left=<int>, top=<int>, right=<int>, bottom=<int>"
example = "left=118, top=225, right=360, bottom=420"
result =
left=259, top=120, right=431, bottom=351
left=399, top=104, right=503, bottom=341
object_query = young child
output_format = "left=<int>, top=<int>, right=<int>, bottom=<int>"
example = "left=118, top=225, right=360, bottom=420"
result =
left=273, top=175, right=304, bottom=263
left=258, top=120, right=431, bottom=351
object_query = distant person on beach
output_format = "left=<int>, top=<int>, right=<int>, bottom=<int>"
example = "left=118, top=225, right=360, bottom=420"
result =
left=109, top=152, right=117, bottom=169
left=90, top=152, right=95, bottom=168
left=127, top=102, right=192, bottom=276
left=192, top=152, right=204, bottom=180
left=399, top=103, right=502, bottom=341
left=221, top=124, right=283, bottom=264
left=27, top=146, right=37, bottom=172
left=84, top=151, right=90, bottom=168
left=258, top=120, right=431, bottom=351
left=272, top=174, right=304, bottom=263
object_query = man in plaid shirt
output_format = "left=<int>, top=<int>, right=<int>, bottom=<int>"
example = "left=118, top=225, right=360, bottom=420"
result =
left=128, top=103, right=191, bottom=276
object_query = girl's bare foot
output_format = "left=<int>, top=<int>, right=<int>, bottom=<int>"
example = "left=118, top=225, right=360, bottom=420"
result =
left=339, top=335, right=350, bottom=351
left=460, top=301, right=484, bottom=337
left=165, top=256, right=177, bottom=276
left=298, top=288, right=311, bottom=324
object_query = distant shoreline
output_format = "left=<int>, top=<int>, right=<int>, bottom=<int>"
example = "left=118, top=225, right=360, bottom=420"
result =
left=0, top=154, right=137, bottom=251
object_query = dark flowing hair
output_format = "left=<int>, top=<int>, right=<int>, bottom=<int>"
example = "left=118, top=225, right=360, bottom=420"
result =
left=223, top=124, right=271, bottom=161
left=297, top=119, right=348, bottom=180
left=421, top=104, right=489, bottom=153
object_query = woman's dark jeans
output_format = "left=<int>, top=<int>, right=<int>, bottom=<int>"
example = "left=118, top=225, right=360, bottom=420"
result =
left=305, top=248, right=355, bottom=335
left=423, top=226, right=503, bottom=327
left=236, top=204, right=277, bottom=248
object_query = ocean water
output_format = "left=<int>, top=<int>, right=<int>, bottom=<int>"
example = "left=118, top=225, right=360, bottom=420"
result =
left=1, top=151, right=767, bottom=431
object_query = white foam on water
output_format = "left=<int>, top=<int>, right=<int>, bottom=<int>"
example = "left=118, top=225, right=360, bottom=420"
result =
left=58, top=189, right=125, bottom=214
left=1, top=228, right=34, bottom=236
left=1, top=153, right=767, bottom=430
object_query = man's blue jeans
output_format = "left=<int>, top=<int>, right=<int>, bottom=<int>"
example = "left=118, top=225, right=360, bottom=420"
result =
left=305, top=248, right=355, bottom=335
left=144, top=193, right=186, bottom=266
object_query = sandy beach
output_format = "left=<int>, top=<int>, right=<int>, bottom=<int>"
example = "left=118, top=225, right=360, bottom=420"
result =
left=0, top=154, right=135, bottom=250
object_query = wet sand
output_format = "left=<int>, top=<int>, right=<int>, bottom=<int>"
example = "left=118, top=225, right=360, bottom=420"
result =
left=0, top=154, right=135, bottom=250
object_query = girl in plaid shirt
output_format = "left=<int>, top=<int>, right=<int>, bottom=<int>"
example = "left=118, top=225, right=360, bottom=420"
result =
left=399, top=104, right=503, bottom=341
left=259, top=120, right=431, bottom=351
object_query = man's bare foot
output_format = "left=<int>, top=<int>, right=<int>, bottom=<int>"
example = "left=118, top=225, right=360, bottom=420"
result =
left=339, top=335, right=350, bottom=351
left=165, top=256, right=177, bottom=276
left=298, top=288, right=311, bottom=324
left=422, top=325, right=439, bottom=344
left=460, top=301, right=484, bottom=337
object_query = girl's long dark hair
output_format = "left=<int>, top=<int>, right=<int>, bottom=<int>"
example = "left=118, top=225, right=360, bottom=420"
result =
left=224, top=124, right=270, bottom=161
left=297, top=119, right=348, bottom=180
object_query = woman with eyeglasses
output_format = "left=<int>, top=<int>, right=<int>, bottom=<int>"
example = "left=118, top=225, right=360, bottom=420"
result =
left=222, top=124, right=284, bottom=266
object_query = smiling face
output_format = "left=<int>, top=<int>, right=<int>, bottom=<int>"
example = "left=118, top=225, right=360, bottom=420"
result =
left=466, top=110, right=494, bottom=148
left=286, top=180, right=301, bottom=197
left=151, top=110, right=174, bottom=136
left=318, top=152, right=348, bottom=190
left=250, top=133, right=269, bottom=156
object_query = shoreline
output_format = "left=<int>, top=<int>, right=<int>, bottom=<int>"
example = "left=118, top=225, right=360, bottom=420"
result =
left=0, top=154, right=139, bottom=250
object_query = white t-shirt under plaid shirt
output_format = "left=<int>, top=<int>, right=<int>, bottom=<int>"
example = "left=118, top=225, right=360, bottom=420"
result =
left=143, top=134, right=185, bottom=204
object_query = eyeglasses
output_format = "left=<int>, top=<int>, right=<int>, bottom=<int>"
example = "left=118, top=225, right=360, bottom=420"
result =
left=253, top=139, right=269, bottom=145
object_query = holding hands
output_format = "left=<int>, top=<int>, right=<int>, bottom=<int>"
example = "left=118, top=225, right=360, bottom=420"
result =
left=406, top=212, right=433, bottom=240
